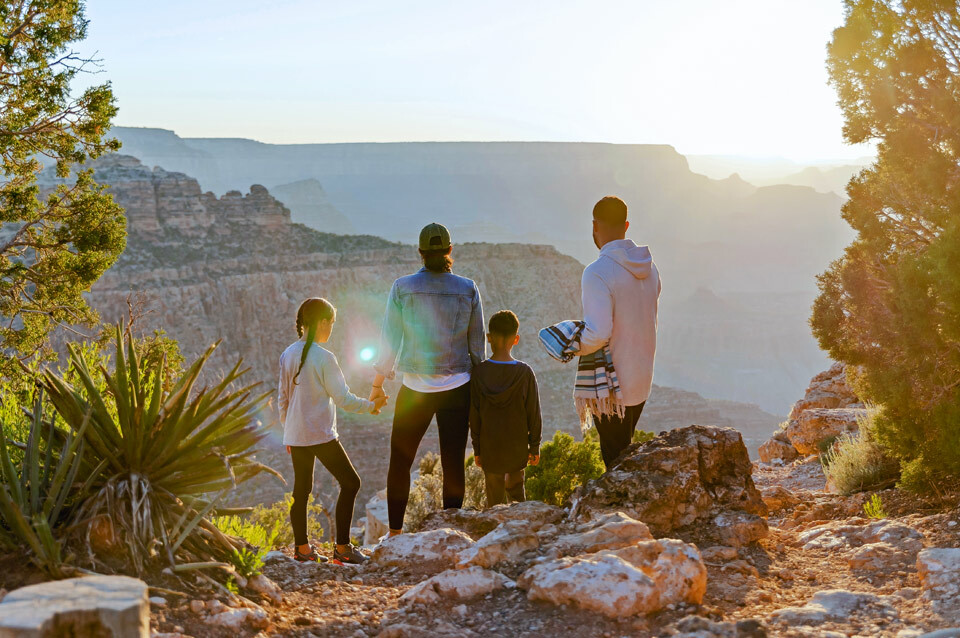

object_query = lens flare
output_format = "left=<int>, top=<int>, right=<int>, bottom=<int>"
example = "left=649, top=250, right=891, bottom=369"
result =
left=359, top=346, right=376, bottom=362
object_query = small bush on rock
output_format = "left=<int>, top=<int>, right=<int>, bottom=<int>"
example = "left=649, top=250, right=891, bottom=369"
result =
left=405, top=453, right=486, bottom=531
left=863, top=494, right=887, bottom=519
left=525, top=431, right=604, bottom=506
left=821, top=409, right=898, bottom=495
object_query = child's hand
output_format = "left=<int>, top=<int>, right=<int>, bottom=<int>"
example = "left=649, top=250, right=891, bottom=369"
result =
left=528, top=453, right=540, bottom=466
left=371, top=394, right=389, bottom=414
left=475, top=455, right=482, bottom=469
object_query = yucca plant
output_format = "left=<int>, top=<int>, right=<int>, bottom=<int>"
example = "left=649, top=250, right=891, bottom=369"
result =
left=41, top=324, right=282, bottom=575
left=0, top=393, right=94, bottom=577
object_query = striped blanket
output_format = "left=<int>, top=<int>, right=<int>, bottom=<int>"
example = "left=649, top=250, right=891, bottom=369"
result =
left=538, top=320, right=625, bottom=432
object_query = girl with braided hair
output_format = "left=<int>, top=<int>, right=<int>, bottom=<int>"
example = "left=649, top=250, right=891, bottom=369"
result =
left=278, top=298, right=388, bottom=564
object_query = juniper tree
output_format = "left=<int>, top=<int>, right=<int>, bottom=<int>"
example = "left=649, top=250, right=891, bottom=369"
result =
left=0, top=0, right=125, bottom=372
left=812, top=0, right=960, bottom=489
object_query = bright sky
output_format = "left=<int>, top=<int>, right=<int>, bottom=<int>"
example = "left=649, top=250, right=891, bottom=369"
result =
left=78, top=0, right=871, bottom=161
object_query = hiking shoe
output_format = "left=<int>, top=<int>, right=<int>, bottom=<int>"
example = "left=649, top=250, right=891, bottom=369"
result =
left=294, top=546, right=328, bottom=563
left=333, top=545, right=369, bottom=565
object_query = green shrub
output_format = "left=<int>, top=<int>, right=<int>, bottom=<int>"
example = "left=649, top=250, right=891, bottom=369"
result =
left=863, top=494, right=887, bottom=520
left=525, top=431, right=605, bottom=506
left=632, top=429, right=655, bottom=444
left=821, top=409, right=899, bottom=496
left=404, top=452, right=486, bottom=531
left=242, top=494, right=326, bottom=548
left=41, top=324, right=281, bottom=574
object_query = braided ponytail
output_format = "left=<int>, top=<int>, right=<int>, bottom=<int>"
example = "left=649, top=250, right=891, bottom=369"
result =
left=293, top=297, right=336, bottom=385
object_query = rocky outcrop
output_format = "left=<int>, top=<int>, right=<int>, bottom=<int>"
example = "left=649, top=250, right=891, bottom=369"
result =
left=572, top=425, right=767, bottom=541
left=757, top=430, right=798, bottom=464
left=518, top=539, right=707, bottom=617
left=370, top=528, right=475, bottom=568
left=788, top=362, right=860, bottom=420
left=785, top=407, right=864, bottom=455
left=0, top=575, right=149, bottom=637
left=917, top=548, right=960, bottom=602
left=399, top=567, right=514, bottom=605
left=758, top=363, right=863, bottom=462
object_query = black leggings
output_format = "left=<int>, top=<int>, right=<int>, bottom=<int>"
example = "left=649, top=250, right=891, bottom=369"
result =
left=290, top=439, right=361, bottom=546
left=594, top=402, right=646, bottom=470
left=387, top=383, right=470, bottom=530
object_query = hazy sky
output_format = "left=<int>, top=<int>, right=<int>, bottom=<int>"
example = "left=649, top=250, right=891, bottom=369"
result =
left=79, top=0, right=871, bottom=161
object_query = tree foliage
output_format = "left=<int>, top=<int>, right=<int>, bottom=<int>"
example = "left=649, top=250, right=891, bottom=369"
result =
left=812, top=0, right=960, bottom=489
left=0, top=0, right=125, bottom=368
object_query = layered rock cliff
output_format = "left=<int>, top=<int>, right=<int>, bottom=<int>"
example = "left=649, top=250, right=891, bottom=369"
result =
left=59, top=155, right=779, bottom=448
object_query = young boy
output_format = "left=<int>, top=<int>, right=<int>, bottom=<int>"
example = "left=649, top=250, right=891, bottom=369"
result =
left=469, top=310, right=542, bottom=507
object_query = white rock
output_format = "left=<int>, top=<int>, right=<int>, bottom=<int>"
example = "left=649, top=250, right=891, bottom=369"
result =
left=799, top=518, right=924, bottom=554
left=365, top=489, right=390, bottom=545
left=518, top=538, right=706, bottom=617
left=484, top=500, right=565, bottom=529
left=848, top=542, right=914, bottom=572
left=456, top=521, right=539, bottom=568
left=149, top=596, right=167, bottom=607
left=207, top=607, right=269, bottom=630
left=262, top=550, right=293, bottom=565
left=189, top=599, right=205, bottom=614
left=400, top=566, right=514, bottom=605
left=247, top=573, right=283, bottom=605
left=769, top=589, right=895, bottom=625
left=549, top=512, right=653, bottom=557
left=0, top=575, right=149, bottom=638
left=371, top=528, right=475, bottom=567
left=917, top=548, right=960, bottom=600
left=712, top=511, right=768, bottom=547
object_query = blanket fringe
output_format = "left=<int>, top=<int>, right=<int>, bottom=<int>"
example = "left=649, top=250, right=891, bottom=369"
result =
left=575, top=396, right=627, bottom=435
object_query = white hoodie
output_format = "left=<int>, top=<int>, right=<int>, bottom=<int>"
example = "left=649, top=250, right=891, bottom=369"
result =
left=579, top=239, right=661, bottom=407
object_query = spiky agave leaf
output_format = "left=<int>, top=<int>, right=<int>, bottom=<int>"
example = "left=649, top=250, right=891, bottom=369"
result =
left=0, top=393, right=90, bottom=577
left=41, top=323, right=281, bottom=574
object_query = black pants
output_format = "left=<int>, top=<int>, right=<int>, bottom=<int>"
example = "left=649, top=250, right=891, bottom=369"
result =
left=290, top=439, right=361, bottom=546
left=387, top=383, right=470, bottom=530
left=484, top=470, right=525, bottom=507
left=595, top=402, right=646, bottom=470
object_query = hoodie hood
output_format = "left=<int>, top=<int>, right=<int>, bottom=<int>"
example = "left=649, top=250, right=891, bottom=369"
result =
left=600, top=239, right=653, bottom=280
left=473, top=361, right=527, bottom=407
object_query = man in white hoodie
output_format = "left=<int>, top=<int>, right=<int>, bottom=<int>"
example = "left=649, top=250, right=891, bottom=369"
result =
left=579, top=196, right=661, bottom=469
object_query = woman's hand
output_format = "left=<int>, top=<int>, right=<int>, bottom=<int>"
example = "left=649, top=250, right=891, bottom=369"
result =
left=528, top=453, right=540, bottom=466
left=286, top=446, right=291, bottom=455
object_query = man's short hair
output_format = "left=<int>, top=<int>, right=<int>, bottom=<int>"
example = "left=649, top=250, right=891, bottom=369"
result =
left=488, top=310, right=519, bottom=337
left=593, top=196, right=628, bottom=226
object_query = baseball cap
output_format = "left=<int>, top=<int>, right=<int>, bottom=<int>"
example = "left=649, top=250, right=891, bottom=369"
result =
left=418, top=222, right=452, bottom=251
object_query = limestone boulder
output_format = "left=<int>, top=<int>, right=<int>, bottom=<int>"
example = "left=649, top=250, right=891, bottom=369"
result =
left=365, top=489, right=390, bottom=545
left=917, top=548, right=960, bottom=601
left=456, top=520, right=539, bottom=568
left=788, top=362, right=860, bottom=421
left=420, top=500, right=563, bottom=540
left=548, top=512, right=654, bottom=557
left=785, top=408, right=864, bottom=455
left=207, top=607, right=269, bottom=630
left=757, top=431, right=799, bottom=464
left=518, top=538, right=706, bottom=617
left=399, top=566, right=514, bottom=605
left=573, top=425, right=767, bottom=537
left=760, top=485, right=800, bottom=512
left=371, top=528, right=475, bottom=568
left=672, top=615, right=769, bottom=638
left=0, top=575, right=149, bottom=638
left=713, top=511, right=768, bottom=548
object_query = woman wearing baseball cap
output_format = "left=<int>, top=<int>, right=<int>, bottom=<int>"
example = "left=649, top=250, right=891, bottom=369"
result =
left=370, top=223, right=485, bottom=536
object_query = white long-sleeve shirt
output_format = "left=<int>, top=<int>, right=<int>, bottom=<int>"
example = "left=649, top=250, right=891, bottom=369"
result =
left=278, top=340, right=374, bottom=446
left=579, top=239, right=661, bottom=407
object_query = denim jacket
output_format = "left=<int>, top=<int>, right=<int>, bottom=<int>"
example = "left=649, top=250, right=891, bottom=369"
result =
left=375, top=268, right=486, bottom=377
